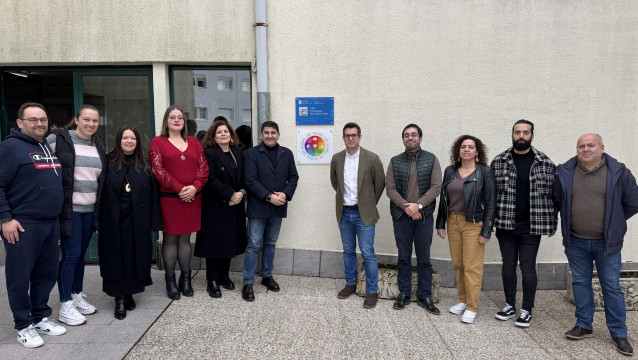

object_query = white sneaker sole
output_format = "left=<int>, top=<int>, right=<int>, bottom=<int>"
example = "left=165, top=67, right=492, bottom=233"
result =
left=76, top=307, right=97, bottom=315
left=461, top=317, right=475, bottom=324
left=17, top=337, right=44, bottom=348
left=495, top=313, right=516, bottom=321
left=449, top=307, right=466, bottom=315
left=58, top=316, right=87, bottom=326
left=515, top=321, right=531, bottom=328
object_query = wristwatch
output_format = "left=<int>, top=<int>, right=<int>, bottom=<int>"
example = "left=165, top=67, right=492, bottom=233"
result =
left=266, top=194, right=272, bottom=202
left=418, top=204, right=423, bottom=210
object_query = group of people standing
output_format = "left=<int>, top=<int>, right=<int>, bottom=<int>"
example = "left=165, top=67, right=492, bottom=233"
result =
left=0, top=102, right=635, bottom=356
left=0, top=102, right=299, bottom=348
left=330, top=121, right=636, bottom=356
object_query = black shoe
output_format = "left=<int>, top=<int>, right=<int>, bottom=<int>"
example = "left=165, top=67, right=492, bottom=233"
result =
left=165, top=274, right=181, bottom=300
left=124, top=295, right=136, bottom=311
left=220, top=275, right=235, bottom=290
left=261, top=276, right=280, bottom=292
left=178, top=271, right=194, bottom=297
left=417, top=297, right=440, bottom=315
left=207, top=280, right=222, bottom=298
left=515, top=309, right=532, bottom=327
left=242, top=284, right=255, bottom=302
left=565, top=326, right=593, bottom=340
left=393, top=293, right=411, bottom=310
left=114, top=297, right=126, bottom=320
left=612, top=338, right=634, bottom=356
left=495, top=304, right=516, bottom=320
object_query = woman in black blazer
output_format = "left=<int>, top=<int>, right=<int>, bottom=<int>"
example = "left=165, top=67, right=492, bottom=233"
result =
left=195, top=120, right=247, bottom=298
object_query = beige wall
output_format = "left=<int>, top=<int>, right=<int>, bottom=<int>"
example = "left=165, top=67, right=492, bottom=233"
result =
left=2, top=1, right=637, bottom=263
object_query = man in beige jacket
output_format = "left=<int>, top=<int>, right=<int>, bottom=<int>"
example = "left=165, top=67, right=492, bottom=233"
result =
left=330, top=122, right=385, bottom=309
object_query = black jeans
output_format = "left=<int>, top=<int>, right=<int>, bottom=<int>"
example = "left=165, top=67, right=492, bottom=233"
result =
left=392, top=214, right=433, bottom=299
left=496, top=222, right=541, bottom=310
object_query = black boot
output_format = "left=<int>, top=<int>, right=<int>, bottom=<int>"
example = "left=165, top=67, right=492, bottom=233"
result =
left=124, top=295, right=136, bottom=310
left=114, top=297, right=126, bottom=320
left=165, top=274, right=181, bottom=300
left=220, top=275, right=235, bottom=290
left=178, top=271, right=194, bottom=297
left=207, top=280, right=222, bottom=298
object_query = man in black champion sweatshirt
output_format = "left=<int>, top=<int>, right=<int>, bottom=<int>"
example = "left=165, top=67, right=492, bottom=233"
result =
left=0, top=102, right=66, bottom=348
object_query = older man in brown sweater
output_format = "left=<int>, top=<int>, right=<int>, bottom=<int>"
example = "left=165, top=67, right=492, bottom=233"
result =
left=554, top=133, right=638, bottom=356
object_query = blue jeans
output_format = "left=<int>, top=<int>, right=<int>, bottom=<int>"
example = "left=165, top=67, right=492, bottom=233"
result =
left=338, top=207, right=378, bottom=293
left=565, top=235, right=626, bottom=338
left=58, top=212, right=93, bottom=302
left=243, top=215, right=282, bottom=285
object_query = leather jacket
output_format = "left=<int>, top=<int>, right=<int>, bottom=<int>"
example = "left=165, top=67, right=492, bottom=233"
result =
left=435, top=164, right=496, bottom=238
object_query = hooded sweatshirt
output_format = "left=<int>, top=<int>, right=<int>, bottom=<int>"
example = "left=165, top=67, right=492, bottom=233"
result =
left=0, top=128, right=63, bottom=222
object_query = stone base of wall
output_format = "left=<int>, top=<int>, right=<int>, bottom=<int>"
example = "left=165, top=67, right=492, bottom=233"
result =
left=354, top=263, right=440, bottom=302
left=155, top=242, right=632, bottom=291
left=565, top=270, right=638, bottom=311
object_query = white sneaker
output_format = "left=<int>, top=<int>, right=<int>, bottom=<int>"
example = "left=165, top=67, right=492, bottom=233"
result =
left=449, top=302, right=467, bottom=315
left=59, top=300, right=87, bottom=326
left=17, top=324, right=44, bottom=348
left=461, top=310, right=477, bottom=324
left=34, top=317, right=67, bottom=336
left=72, top=292, right=97, bottom=315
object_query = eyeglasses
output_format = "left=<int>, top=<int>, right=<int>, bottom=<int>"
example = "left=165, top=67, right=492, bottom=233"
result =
left=21, top=117, right=48, bottom=124
left=403, top=133, right=420, bottom=139
left=343, top=134, right=360, bottom=139
left=168, top=116, right=184, bottom=121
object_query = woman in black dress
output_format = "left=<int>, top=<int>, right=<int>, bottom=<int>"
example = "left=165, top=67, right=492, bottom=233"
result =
left=99, top=125, right=162, bottom=319
left=195, top=120, right=247, bottom=298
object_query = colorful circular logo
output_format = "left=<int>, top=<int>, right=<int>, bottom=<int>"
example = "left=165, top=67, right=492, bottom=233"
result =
left=304, top=135, right=326, bottom=157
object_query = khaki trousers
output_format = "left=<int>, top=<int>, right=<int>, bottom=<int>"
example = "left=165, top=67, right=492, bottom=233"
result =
left=447, top=212, right=485, bottom=312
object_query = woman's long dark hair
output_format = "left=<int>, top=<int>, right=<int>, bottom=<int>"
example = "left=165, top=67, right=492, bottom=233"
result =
left=107, top=125, right=150, bottom=173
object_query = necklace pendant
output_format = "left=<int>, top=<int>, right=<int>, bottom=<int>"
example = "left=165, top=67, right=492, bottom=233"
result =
left=181, top=154, right=186, bottom=160
left=125, top=183, right=131, bottom=192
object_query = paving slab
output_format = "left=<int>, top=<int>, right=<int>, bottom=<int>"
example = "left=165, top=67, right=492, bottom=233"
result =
left=0, top=265, right=636, bottom=359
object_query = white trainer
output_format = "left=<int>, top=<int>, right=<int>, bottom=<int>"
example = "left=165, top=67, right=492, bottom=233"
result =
left=34, top=317, right=67, bottom=336
left=461, top=310, right=477, bottom=324
left=72, top=292, right=97, bottom=315
left=449, top=302, right=467, bottom=315
left=17, top=324, right=44, bottom=348
left=59, top=300, right=87, bottom=326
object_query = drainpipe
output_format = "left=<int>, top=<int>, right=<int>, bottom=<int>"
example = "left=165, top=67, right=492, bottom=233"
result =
left=254, top=0, right=269, bottom=137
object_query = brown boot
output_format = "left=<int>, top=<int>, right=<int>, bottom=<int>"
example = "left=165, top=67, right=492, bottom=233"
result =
left=337, top=284, right=356, bottom=299
left=363, top=293, right=378, bottom=309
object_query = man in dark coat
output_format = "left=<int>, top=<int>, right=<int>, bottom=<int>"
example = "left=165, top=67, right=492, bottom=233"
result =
left=554, top=133, right=638, bottom=356
left=241, top=120, right=299, bottom=301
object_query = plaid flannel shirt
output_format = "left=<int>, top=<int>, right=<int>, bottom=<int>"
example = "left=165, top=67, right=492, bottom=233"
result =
left=490, top=146, right=557, bottom=235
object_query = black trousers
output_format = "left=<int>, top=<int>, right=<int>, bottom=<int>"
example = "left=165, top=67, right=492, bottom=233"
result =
left=392, top=214, right=433, bottom=299
left=206, top=258, right=232, bottom=282
left=3, top=220, right=60, bottom=330
left=496, top=222, right=541, bottom=310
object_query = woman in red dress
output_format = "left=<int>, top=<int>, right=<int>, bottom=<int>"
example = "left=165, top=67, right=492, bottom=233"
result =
left=149, top=105, right=208, bottom=299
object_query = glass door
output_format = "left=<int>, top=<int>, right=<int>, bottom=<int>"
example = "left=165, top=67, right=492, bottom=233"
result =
left=75, top=70, right=155, bottom=262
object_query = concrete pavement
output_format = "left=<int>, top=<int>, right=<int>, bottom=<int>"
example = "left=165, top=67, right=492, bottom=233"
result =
left=0, top=266, right=635, bottom=359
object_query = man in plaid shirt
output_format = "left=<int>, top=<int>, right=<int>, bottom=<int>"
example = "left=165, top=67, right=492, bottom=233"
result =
left=490, top=119, right=557, bottom=328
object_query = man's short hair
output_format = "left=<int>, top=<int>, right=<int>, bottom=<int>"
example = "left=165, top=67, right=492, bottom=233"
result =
left=18, top=102, right=46, bottom=119
left=261, top=120, right=279, bottom=133
left=342, top=122, right=361, bottom=137
left=402, top=124, right=422, bottom=138
left=512, top=119, right=534, bottom=135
